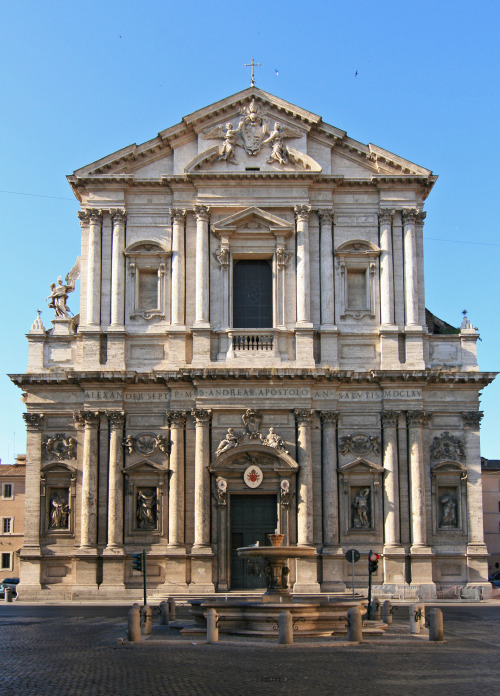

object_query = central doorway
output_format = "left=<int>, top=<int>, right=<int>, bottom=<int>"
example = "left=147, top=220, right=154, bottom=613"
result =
left=230, top=494, right=277, bottom=589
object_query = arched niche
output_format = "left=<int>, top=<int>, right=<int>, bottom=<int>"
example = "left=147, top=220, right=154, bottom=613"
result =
left=430, top=461, right=468, bottom=536
left=40, top=462, right=77, bottom=537
left=338, top=458, right=385, bottom=541
left=123, top=460, right=169, bottom=543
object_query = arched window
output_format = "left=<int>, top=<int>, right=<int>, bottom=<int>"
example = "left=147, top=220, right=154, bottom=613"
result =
left=233, top=260, right=272, bottom=328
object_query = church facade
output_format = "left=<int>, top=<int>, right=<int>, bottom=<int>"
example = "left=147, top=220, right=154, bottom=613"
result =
left=11, top=88, right=494, bottom=599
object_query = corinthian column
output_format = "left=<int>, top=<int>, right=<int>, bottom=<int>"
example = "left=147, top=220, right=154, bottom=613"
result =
left=106, top=411, right=125, bottom=549
left=193, top=206, right=210, bottom=327
left=22, top=413, right=45, bottom=549
left=83, top=210, right=102, bottom=327
left=295, top=409, right=315, bottom=545
left=320, top=411, right=339, bottom=546
left=192, top=409, right=212, bottom=548
left=167, top=411, right=186, bottom=546
left=379, top=210, right=394, bottom=327
left=402, top=209, right=419, bottom=327
left=462, top=411, right=486, bottom=547
left=407, top=411, right=430, bottom=547
left=170, top=209, right=186, bottom=326
left=381, top=411, right=400, bottom=547
left=318, top=210, right=335, bottom=327
left=78, top=411, right=100, bottom=548
left=294, top=205, right=312, bottom=325
left=110, top=210, right=126, bottom=328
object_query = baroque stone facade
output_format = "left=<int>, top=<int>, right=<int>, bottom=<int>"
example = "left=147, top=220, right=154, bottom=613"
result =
left=10, top=87, right=495, bottom=599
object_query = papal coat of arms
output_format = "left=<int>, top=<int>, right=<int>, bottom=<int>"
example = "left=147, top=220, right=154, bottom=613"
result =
left=202, top=99, right=300, bottom=163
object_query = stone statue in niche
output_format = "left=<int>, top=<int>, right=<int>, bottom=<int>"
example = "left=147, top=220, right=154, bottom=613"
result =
left=351, top=487, right=371, bottom=529
left=49, top=490, right=70, bottom=530
left=136, top=488, right=157, bottom=529
left=439, top=491, right=458, bottom=527
left=215, top=428, right=239, bottom=456
left=46, top=259, right=80, bottom=319
left=263, top=121, right=301, bottom=165
left=262, top=427, right=288, bottom=453
left=280, top=479, right=291, bottom=508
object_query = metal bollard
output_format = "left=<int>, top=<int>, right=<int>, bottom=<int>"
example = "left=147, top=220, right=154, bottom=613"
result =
left=409, top=603, right=421, bottom=634
left=159, top=600, right=169, bottom=625
left=207, top=608, right=219, bottom=643
left=168, top=597, right=176, bottom=621
left=141, top=605, right=152, bottom=635
left=382, top=600, right=392, bottom=625
left=278, top=610, right=293, bottom=645
left=127, top=604, right=141, bottom=642
left=371, top=597, right=381, bottom=620
left=347, top=606, right=363, bottom=642
left=428, top=608, right=444, bottom=642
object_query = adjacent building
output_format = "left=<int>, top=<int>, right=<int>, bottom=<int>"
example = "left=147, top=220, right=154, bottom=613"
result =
left=481, top=458, right=500, bottom=574
left=10, top=87, right=495, bottom=600
left=0, top=456, right=26, bottom=580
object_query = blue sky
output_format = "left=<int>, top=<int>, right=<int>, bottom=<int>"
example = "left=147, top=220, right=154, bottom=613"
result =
left=1, top=0, right=499, bottom=462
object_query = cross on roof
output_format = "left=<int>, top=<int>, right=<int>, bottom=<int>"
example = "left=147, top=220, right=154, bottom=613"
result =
left=244, top=58, right=261, bottom=87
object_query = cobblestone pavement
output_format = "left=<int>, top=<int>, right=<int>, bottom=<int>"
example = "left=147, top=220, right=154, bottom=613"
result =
left=0, top=606, right=499, bottom=696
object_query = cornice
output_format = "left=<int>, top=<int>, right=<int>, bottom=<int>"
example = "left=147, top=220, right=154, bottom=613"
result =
left=9, top=369, right=497, bottom=389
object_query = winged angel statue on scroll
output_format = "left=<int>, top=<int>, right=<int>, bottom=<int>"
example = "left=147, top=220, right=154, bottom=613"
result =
left=262, top=122, right=301, bottom=165
left=202, top=122, right=244, bottom=163
left=46, top=257, right=81, bottom=318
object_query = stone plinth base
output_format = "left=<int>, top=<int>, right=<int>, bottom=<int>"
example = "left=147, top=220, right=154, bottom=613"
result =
left=189, top=552, right=215, bottom=593
left=321, top=549, right=347, bottom=592
left=293, top=557, right=321, bottom=593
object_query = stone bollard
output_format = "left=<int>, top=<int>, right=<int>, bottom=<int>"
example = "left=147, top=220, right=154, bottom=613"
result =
left=371, top=597, right=381, bottom=620
left=127, top=604, right=141, bottom=642
left=159, top=600, right=169, bottom=625
left=347, top=606, right=363, bottom=642
left=4, top=588, right=13, bottom=603
left=278, top=610, right=293, bottom=645
left=168, top=597, right=176, bottom=621
left=141, top=604, right=152, bottom=635
left=207, top=608, right=219, bottom=643
left=382, top=600, right=392, bottom=625
left=409, top=603, right=421, bottom=634
left=428, top=608, right=444, bottom=642
left=418, top=603, right=426, bottom=631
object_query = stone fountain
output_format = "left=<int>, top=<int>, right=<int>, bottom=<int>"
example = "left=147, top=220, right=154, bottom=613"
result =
left=188, top=534, right=367, bottom=637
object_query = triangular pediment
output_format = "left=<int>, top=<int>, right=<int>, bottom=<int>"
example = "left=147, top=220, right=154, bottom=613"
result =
left=212, top=207, right=293, bottom=239
left=67, top=87, right=434, bottom=190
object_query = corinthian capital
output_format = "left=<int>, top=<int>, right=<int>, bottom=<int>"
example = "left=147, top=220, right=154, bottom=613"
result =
left=78, top=411, right=101, bottom=428
left=170, top=208, right=186, bottom=224
left=23, top=412, right=45, bottom=431
left=77, top=210, right=90, bottom=226
left=87, top=209, right=103, bottom=225
left=107, top=411, right=125, bottom=429
left=317, top=209, right=333, bottom=225
left=319, top=410, right=339, bottom=425
left=294, top=204, right=311, bottom=223
left=191, top=408, right=212, bottom=425
left=461, top=411, right=484, bottom=429
left=294, top=409, right=315, bottom=426
left=381, top=410, right=400, bottom=428
left=378, top=209, right=393, bottom=225
left=110, top=209, right=127, bottom=225
left=401, top=208, right=419, bottom=225
left=167, top=410, right=187, bottom=428
left=417, top=211, right=427, bottom=226
left=406, top=410, right=431, bottom=428
left=193, top=205, right=210, bottom=223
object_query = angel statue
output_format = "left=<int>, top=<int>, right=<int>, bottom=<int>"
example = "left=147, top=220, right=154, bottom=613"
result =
left=263, top=122, right=301, bottom=165
left=203, top=122, right=242, bottom=163
left=46, top=258, right=81, bottom=318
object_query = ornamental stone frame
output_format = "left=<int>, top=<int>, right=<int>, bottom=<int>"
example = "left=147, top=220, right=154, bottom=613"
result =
left=338, top=459, right=385, bottom=544
left=209, top=444, right=299, bottom=592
